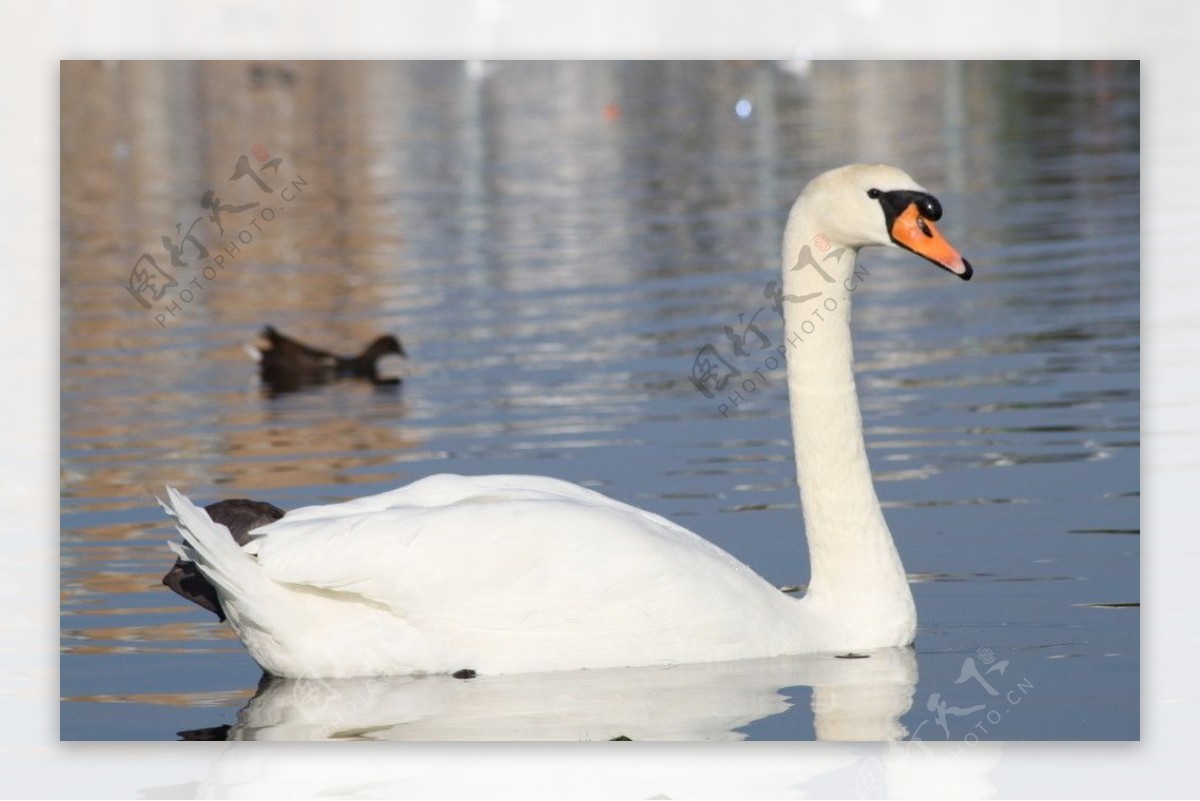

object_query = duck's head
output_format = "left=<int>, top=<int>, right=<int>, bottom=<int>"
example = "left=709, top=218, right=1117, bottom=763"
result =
left=366, top=334, right=407, bottom=361
left=794, top=164, right=972, bottom=280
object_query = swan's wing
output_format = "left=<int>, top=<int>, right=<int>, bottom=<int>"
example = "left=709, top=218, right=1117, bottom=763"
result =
left=272, top=474, right=662, bottom=524
left=245, top=475, right=784, bottom=647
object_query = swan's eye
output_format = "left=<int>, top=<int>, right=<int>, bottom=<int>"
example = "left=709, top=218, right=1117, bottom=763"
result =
left=867, top=188, right=882, bottom=199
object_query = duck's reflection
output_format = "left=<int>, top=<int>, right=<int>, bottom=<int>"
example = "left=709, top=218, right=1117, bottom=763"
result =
left=181, top=647, right=916, bottom=741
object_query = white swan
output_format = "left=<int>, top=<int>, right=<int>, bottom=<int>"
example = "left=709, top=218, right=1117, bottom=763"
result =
left=162, top=164, right=972, bottom=678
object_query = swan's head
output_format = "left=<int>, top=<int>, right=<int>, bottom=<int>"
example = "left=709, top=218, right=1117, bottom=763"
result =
left=794, top=164, right=972, bottom=280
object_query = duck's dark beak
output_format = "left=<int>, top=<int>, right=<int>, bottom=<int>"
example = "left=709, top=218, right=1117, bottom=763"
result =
left=889, top=203, right=973, bottom=281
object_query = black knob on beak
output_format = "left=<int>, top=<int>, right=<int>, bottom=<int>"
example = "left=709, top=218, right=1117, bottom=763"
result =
left=918, top=195, right=942, bottom=221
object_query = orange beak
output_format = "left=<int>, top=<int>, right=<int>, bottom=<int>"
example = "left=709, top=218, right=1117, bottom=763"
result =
left=890, top=203, right=973, bottom=280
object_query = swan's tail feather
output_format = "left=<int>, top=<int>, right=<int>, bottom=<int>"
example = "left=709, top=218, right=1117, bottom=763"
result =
left=160, top=486, right=272, bottom=612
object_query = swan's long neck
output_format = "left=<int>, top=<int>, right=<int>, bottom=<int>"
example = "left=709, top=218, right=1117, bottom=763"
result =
left=781, top=203, right=914, bottom=629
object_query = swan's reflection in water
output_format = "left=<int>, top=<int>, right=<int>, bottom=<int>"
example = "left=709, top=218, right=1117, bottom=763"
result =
left=185, top=647, right=916, bottom=741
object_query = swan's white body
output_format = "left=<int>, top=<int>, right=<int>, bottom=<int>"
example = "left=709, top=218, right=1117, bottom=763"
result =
left=164, top=164, right=972, bottom=678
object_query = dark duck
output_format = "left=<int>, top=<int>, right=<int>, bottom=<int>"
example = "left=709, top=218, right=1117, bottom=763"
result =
left=249, top=325, right=406, bottom=393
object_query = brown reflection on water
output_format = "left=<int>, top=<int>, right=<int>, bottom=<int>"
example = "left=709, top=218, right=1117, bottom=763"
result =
left=63, top=60, right=420, bottom=358
left=61, top=570, right=154, bottom=599
left=63, top=381, right=419, bottom=505
left=214, top=412, right=420, bottom=492
left=64, top=689, right=254, bottom=706
left=64, top=621, right=238, bottom=646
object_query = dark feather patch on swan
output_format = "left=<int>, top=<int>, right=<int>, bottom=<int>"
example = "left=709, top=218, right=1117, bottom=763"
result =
left=162, top=498, right=286, bottom=620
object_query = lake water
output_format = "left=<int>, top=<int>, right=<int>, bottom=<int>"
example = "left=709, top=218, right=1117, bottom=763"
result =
left=60, top=60, right=1139, bottom=741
